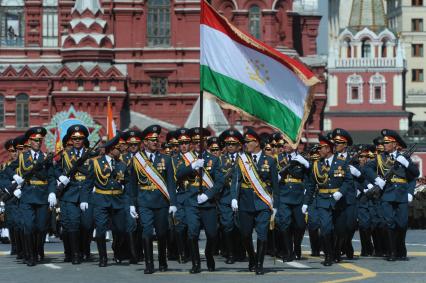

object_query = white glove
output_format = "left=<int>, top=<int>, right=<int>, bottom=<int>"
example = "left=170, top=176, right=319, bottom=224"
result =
left=231, top=199, right=238, bottom=212
left=130, top=206, right=138, bottom=219
left=349, top=165, right=361, bottom=177
left=13, top=174, right=24, bottom=186
left=48, top=192, right=57, bottom=208
left=333, top=191, right=343, bottom=201
left=396, top=155, right=409, bottom=168
left=356, top=190, right=361, bottom=197
left=301, top=204, right=308, bottom=214
left=197, top=193, right=208, bottom=204
left=292, top=155, right=309, bottom=168
left=408, top=193, right=413, bottom=203
left=375, top=177, right=386, bottom=190
left=80, top=202, right=88, bottom=212
left=0, top=202, right=4, bottom=213
left=191, top=159, right=205, bottom=170
left=169, top=205, right=177, bottom=216
left=58, top=175, right=70, bottom=186
left=13, top=189, right=22, bottom=199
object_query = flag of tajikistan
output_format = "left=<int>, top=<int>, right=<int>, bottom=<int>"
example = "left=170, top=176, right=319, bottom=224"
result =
left=200, top=1, right=320, bottom=145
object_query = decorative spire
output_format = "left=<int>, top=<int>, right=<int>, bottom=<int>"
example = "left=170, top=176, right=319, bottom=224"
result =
left=348, top=0, right=387, bottom=32
left=73, top=0, right=103, bottom=15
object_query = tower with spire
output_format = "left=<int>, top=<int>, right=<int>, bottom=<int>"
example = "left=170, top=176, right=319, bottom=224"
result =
left=325, top=0, right=408, bottom=142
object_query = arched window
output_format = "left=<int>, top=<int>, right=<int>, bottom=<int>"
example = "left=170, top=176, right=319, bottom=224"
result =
left=346, top=74, right=363, bottom=104
left=0, top=95, right=4, bottom=128
left=16, top=93, right=29, bottom=128
left=249, top=5, right=261, bottom=39
left=147, top=0, right=170, bottom=47
left=0, top=0, right=25, bottom=47
left=361, top=39, right=371, bottom=58
left=369, top=73, right=386, bottom=103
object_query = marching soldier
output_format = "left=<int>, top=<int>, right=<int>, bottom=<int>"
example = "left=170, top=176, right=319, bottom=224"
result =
left=364, top=129, right=419, bottom=261
left=218, top=129, right=244, bottom=264
left=9, top=127, right=56, bottom=266
left=306, top=145, right=322, bottom=257
left=370, top=136, right=388, bottom=256
left=130, top=125, right=177, bottom=273
left=356, top=145, right=375, bottom=256
left=121, top=129, right=144, bottom=263
left=304, top=134, right=352, bottom=266
left=54, top=125, right=92, bottom=264
left=89, top=133, right=130, bottom=267
left=176, top=127, right=224, bottom=273
left=1, top=139, right=19, bottom=255
left=172, top=128, right=192, bottom=263
left=277, top=138, right=310, bottom=261
left=331, top=128, right=358, bottom=260
left=231, top=127, right=279, bottom=275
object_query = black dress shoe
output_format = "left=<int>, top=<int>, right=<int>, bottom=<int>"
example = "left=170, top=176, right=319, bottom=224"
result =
left=189, top=264, right=201, bottom=274
left=255, top=266, right=264, bottom=275
left=159, top=265, right=168, bottom=272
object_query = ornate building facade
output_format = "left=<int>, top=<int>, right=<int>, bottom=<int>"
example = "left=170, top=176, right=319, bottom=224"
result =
left=326, top=0, right=408, bottom=136
left=0, top=0, right=326, bottom=159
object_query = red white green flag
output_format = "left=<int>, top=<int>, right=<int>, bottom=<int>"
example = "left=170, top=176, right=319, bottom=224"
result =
left=200, top=1, right=320, bottom=145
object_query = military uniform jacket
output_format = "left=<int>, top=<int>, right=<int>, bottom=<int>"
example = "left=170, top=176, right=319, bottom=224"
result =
left=219, top=153, right=237, bottom=205
left=54, top=148, right=93, bottom=204
left=364, top=152, right=419, bottom=203
left=277, top=153, right=308, bottom=205
left=305, top=154, right=353, bottom=209
left=176, top=151, right=224, bottom=208
left=89, top=155, right=130, bottom=209
left=337, top=154, right=359, bottom=205
left=131, top=151, right=177, bottom=209
left=12, top=151, right=55, bottom=205
left=231, top=152, right=279, bottom=212
left=172, top=154, right=189, bottom=206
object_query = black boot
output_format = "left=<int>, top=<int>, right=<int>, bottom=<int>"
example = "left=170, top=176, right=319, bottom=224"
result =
left=205, top=237, right=216, bottom=272
left=80, top=228, right=92, bottom=261
left=143, top=237, right=154, bottom=274
left=280, top=229, right=293, bottom=262
left=255, top=240, right=266, bottom=275
left=175, top=230, right=186, bottom=263
left=242, top=236, right=256, bottom=272
left=365, top=229, right=374, bottom=256
left=36, top=232, right=45, bottom=262
left=359, top=229, right=368, bottom=256
left=386, top=229, right=396, bottom=262
left=189, top=238, right=201, bottom=274
left=16, top=229, right=25, bottom=260
left=396, top=228, right=408, bottom=261
left=63, top=232, right=72, bottom=262
left=345, top=231, right=355, bottom=259
left=224, top=232, right=235, bottom=264
left=96, top=237, right=108, bottom=267
left=158, top=236, right=168, bottom=271
left=309, top=229, right=320, bottom=256
left=24, top=234, right=36, bottom=267
left=70, top=231, right=81, bottom=264
left=15, top=229, right=23, bottom=260
left=293, top=229, right=304, bottom=260
left=9, top=228, right=17, bottom=255
left=321, top=234, right=333, bottom=266
left=333, top=236, right=344, bottom=263
left=128, top=232, right=139, bottom=264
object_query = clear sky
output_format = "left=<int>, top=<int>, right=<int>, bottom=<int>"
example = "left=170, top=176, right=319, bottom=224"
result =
left=317, top=0, right=328, bottom=55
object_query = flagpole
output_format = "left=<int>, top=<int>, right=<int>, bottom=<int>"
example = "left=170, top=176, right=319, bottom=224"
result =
left=198, top=90, right=204, bottom=195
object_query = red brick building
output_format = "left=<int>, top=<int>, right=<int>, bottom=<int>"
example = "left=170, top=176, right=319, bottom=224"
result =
left=0, top=0, right=326, bottom=159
